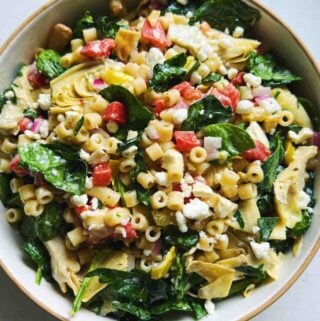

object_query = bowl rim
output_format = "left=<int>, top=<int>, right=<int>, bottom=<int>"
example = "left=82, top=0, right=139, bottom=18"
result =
left=0, top=1, right=319, bottom=321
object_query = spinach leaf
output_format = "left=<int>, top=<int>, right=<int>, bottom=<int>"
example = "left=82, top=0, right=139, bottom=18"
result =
left=112, top=302, right=152, bottom=320
left=96, top=16, right=123, bottom=39
left=305, top=171, right=316, bottom=208
left=0, top=174, right=10, bottom=205
left=117, top=137, right=140, bottom=153
left=36, top=201, right=63, bottom=241
left=6, top=193, right=23, bottom=209
left=246, top=52, right=301, bottom=87
left=181, top=95, right=232, bottom=131
left=202, top=73, right=222, bottom=85
left=190, top=0, right=260, bottom=33
left=149, top=53, right=187, bottom=92
left=258, top=217, right=278, bottom=241
left=73, top=116, right=84, bottom=136
left=19, top=216, right=37, bottom=241
left=234, top=210, right=245, bottom=229
left=236, top=265, right=266, bottom=279
left=19, top=143, right=87, bottom=195
left=23, top=108, right=38, bottom=120
left=74, top=10, right=94, bottom=38
left=187, top=298, right=208, bottom=320
left=23, top=239, right=52, bottom=284
left=288, top=210, right=312, bottom=237
left=257, top=193, right=276, bottom=216
left=150, top=300, right=192, bottom=315
left=113, top=176, right=126, bottom=204
left=36, top=50, right=65, bottom=79
left=259, top=133, right=284, bottom=192
left=297, top=97, right=320, bottom=131
left=46, top=142, right=80, bottom=161
left=203, top=123, right=255, bottom=156
left=100, top=85, right=154, bottom=130
left=270, top=238, right=294, bottom=253
left=163, top=226, right=199, bottom=251
left=165, top=0, right=201, bottom=15
left=130, top=151, right=148, bottom=183
left=136, top=186, right=153, bottom=207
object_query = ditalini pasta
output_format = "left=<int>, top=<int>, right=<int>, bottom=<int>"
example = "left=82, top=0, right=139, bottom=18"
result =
left=0, top=0, right=319, bottom=320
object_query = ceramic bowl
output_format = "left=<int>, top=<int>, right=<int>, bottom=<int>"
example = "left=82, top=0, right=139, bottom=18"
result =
left=0, top=1, right=319, bottom=320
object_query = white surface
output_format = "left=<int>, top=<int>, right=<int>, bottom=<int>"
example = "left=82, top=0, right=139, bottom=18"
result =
left=0, top=1, right=319, bottom=321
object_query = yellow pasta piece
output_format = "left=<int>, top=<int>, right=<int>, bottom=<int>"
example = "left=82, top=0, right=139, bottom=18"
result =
left=151, top=246, right=176, bottom=280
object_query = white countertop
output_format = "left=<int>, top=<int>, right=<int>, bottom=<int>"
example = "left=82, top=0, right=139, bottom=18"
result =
left=0, top=1, right=319, bottom=320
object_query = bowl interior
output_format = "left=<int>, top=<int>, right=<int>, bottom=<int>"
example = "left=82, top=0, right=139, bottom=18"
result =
left=0, top=1, right=319, bottom=321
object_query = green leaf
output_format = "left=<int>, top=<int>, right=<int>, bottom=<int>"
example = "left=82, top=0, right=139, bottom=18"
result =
left=181, top=95, right=232, bottom=131
left=297, top=97, right=320, bottom=131
left=236, top=265, right=266, bottom=279
left=288, top=210, right=312, bottom=237
left=23, top=239, right=52, bottom=284
left=19, top=216, right=37, bottom=241
left=46, top=142, right=81, bottom=161
left=202, top=73, right=222, bottom=85
left=136, top=186, right=153, bottom=207
left=36, top=50, right=65, bottom=79
left=6, top=193, right=23, bottom=209
left=117, top=136, right=140, bottom=153
left=130, top=151, right=148, bottom=183
left=270, top=238, right=294, bottom=253
left=36, top=201, right=64, bottom=241
left=113, top=176, right=126, bottom=205
left=112, top=302, right=152, bottom=320
left=0, top=174, right=10, bottom=205
left=187, top=298, right=208, bottom=320
left=234, top=210, right=245, bottom=229
left=246, top=52, right=301, bottom=87
left=74, top=116, right=84, bottom=136
left=165, top=0, right=201, bottom=15
left=259, top=133, right=284, bottom=192
left=150, top=300, right=192, bottom=315
left=190, top=0, right=260, bottom=33
left=23, top=108, right=38, bottom=120
left=258, top=217, right=278, bottom=241
left=149, top=53, right=187, bottom=92
left=203, top=123, right=255, bottom=156
left=73, top=10, right=94, bottom=38
left=95, top=16, right=124, bottom=39
left=100, top=85, right=154, bottom=130
left=257, top=193, right=276, bottom=217
left=163, top=226, right=199, bottom=251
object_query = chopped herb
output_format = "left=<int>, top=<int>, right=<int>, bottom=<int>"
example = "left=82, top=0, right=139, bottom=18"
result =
left=234, top=210, right=245, bottom=229
left=74, top=116, right=84, bottom=136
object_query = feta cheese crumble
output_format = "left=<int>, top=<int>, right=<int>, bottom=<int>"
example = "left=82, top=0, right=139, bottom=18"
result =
left=250, top=241, right=270, bottom=260
left=182, top=198, right=211, bottom=220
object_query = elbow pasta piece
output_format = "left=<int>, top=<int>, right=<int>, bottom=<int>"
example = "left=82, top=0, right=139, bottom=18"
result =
left=146, top=143, right=163, bottom=161
left=156, top=121, right=174, bottom=142
left=123, top=191, right=139, bottom=208
left=123, top=63, right=140, bottom=76
left=189, top=147, right=208, bottom=164
left=0, top=159, right=10, bottom=174
left=162, top=89, right=180, bottom=107
left=151, top=191, right=168, bottom=209
left=19, top=185, right=36, bottom=204
left=131, top=213, right=149, bottom=232
left=36, top=187, right=54, bottom=205
left=159, top=109, right=174, bottom=123
left=137, top=171, right=155, bottom=189
left=87, top=187, right=120, bottom=207
left=60, top=53, right=75, bottom=68
left=106, top=121, right=119, bottom=134
left=220, top=169, right=240, bottom=199
left=238, top=183, right=258, bottom=200
left=83, top=133, right=106, bottom=152
left=81, top=209, right=107, bottom=230
left=24, top=199, right=45, bottom=217
left=162, top=149, right=184, bottom=183
left=71, top=38, right=84, bottom=52
left=67, top=227, right=87, bottom=247
left=89, top=95, right=109, bottom=114
left=84, top=113, right=103, bottom=130
left=167, top=191, right=184, bottom=211
left=141, top=132, right=153, bottom=148
left=278, top=110, right=294, bottom=127
left=17, top=134, right=33, bottom=147
left=246, top=162, right=264, bottom=183
left=105, top=207, right=131, bottom=227
left=145, top=226, right=161, bottom=242
left=1, top=137, right=17, bottom=154
left=140, top=258, right=153, bottom=272
left=105, top=137, right=120, bottom=155
left=119, top=158, right=136, bottom=173
left=6, top=208, right=23, bottom=223
left=77, top=249, right=93, bottom=266
left=133, top=78, right=147, bottom=96
left=206, top=220, right=225, bottom=236
left=195, top=162, right=211, bottom=176
left=10, top=178, right=23, bottom=193
left=83, top=28, right=98, bottom=43
left=198, top=232, right=215, bottom=252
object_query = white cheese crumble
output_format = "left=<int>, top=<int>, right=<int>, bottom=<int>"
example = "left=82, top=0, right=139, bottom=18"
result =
left=127, top=130, right=138, bottom=140
left=146, top=47, right=164, bottom=69
left=176, top=211, right=188, bottom=233
left=246, top=121, right=270, bottom=148
left=80, top=149, right=90, bottom=161
left=236, top=100, right=254, bottom=114
left=244, top=73, right=262, bottom=87
left=182, top=198, right=211, bottom=220
left=192, top=182, right=213, bottom=198
left=252, top=226, right=261, bottom=234
left=288, top=128, right=314, bottom=144
left=180, top=181, right=192, bottom=198
left=177, top=0, right=188, bottom=5
left=250, top=241, right=270, bottom=260
left=204, top=300, right=215, bottom=315
left=172, top=108, right=188, bottom=125
left=233, top=26, right=244, bottom=38
left=85, top=177, right=93, bottom=189
left=37, top=93, right=51, bottom=110
left=39, top=120, right=49, bottom=138
left=184, top=173, right=194, bottom=185
left=257, top=97, right=280, bottom=114
left=154, top=171, right=171, bottom=187
left=71, top=194, right=88, bottom=207
left=143, top=250, right=152, bottom=257
left=297, top=191, right=311, bottom=210
left=91, top=197, right=99, bottom=210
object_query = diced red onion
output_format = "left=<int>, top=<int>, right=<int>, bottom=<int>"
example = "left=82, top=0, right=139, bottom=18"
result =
left=93, top=78, right=106, bottom=91
left=152, top=239, right=162, bottom=256
left=252, top=86, right=271, bottom=98
left=312, top=132, right=320, bottom=148
left=30, top=118, right=43, bottom=133
left=145, top=126, right=159, bottom=140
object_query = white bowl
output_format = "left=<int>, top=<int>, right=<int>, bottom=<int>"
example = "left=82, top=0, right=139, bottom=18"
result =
left=0, top=1, right=319, bottom=320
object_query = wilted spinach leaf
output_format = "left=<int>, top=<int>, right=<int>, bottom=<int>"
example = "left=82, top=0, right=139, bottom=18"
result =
left=19, top=216, right=37, bottom=241
left=165, top=0, right=201, bottom=15
left=36, top=50, right=65, bottom=79
left=96, top=16, right=124, bottom=39
left=181, top=95, right=232, bottom=131
left=297, top=97, right=320, bottom=131
left=117, top=136, right=140, bottom=153
left=73, top=10, right=94, bottom=38
left=100, top=85, right=154, bottom=130
left=163, top=226, right=199, bottom=251
left=234, top=210, right=245, bottom=229
left=246, top=52, right=301, bottom=87
left=258, top=217, right=278, bottom=241
left=149, top=53, right=187, bottom=92
left=6, top=193, right=23, bottom=209
left=204, top=123, right=255, bottom=156
left=0, top=174, right=10, bottom=205
left=270, top=238, right=294, bottom=253
left=257, top=193, right=276, bottom=217
left=23, top=108, right=38, bottom=120
left=288, top=210, right=312, bottom=237
left=190, top=0, right=260, bottom=33
left=202, top=73, right=222, bottom=85
left=130, top=151, right=148, bottom=183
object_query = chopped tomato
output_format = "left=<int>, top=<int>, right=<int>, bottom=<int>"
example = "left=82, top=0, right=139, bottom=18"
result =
left=93, top=163, right=112, bottom=186
left=124, top=223, right=138, bottom=239
left=211, top=84, right=240, bottom=112
left=10, top=155, right=28, bottom=176
left=231, top=72, right=245, bottom=86
left=152, top=98, right=166, bottom=114
left=74, top=205, right=92, bottom=216
left=18, top=118, right=32, bottom=133
left=103, top=101, right=127, bottom=125
left=141, top=19, right=170, bottom=50
left=173, top=82, right=202, bottom=101
left=174, top=131, right=201, bottom=153
left=28, top=70, right=47, bottom=88
left=81, top=38, right=116, bottom=59
left=242, top=141, right=271, bottom=162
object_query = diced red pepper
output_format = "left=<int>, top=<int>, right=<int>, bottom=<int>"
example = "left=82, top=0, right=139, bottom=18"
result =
left=211, top=83, right=240, bottom=112
left=93, top=163, right=112, bottom=186
left=103, top=101, right=127, bottom=125
left=28, top=70, right=47, bottom=88
left=18, top=117, right=33, bottom=133
left=124, top=222, right=138, bottom=239
left=242, top=141, right=271, bottom=162
left=74, top=205, right=92, bottom=216
left=173, top=81, right=202, bottom=101
left=81, top=38, right=116, bottom=59
left=152, top=98, right=167, bottom=114
left=231, top=72, right=245, bottom=86
left=141, top=19, right=170, bottom=50
left=9, top=155, right=29, bottom=177
left=174, top=131, right=201, bottom=153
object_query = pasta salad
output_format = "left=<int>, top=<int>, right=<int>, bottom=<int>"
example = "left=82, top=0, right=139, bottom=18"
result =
left=0, top=0, right=319, bottom=320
